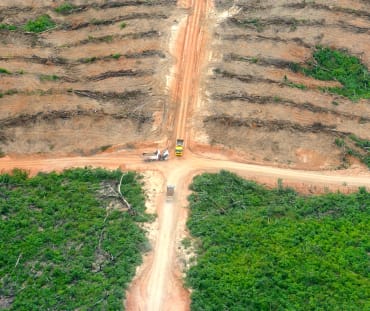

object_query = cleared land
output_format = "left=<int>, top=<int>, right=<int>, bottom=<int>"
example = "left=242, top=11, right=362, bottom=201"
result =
left=195, top=0, right=370, bottom=169
left=0, top=1, right=369, bottom=310
left=0, top=1, right=177, bottom=155
left=0, top=168, right=149, bottom=310
left=186, top=170, right=370, bottom=310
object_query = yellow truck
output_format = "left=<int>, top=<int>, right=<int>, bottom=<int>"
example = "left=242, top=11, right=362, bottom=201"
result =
left=175, top=139, right=184, bottom=156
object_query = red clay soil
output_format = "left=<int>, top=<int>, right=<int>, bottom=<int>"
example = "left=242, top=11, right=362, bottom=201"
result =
left=1, top=1, right=370, bottom=311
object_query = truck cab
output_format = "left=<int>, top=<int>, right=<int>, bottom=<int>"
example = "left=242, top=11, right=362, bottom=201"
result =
left=175, top=139, right=184, bottom=156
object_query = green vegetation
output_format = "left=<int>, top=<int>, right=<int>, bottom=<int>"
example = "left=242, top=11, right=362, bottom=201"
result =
left=81, top=56, right=97, bottom=63
left=186, top=171, right=370, bottom=310
left=55, top=2, right=76, bottom=14
left=120, top=22, right=127, bottom=29
left=0, top=89, right=18, bottom=98
left=283, top=75, right=307, bottom=90
left=0, top=68, right=11, bottom=74
left=39, top=74, right=60, bottom=82
left=239, top=18, right=264, bottom=32
left=100, top=145, right=112, bottom=152
left=111, top=53, right=121, bottom=60
left=0, top=168, right=150, bottom=310
left=0, top=24, right=17, bottom=31
left=335, top=135, right=370, bottom=169
left=24, top=15, right=55, bottom=33
left=347, top=135, right=370, bottom=168
left=296, top=47, right=370, bottom=100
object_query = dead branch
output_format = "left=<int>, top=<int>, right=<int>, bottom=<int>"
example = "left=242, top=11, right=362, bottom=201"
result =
left=118, top=174, right=134, bottom=214
left=14, top=253, right=22, bottom=268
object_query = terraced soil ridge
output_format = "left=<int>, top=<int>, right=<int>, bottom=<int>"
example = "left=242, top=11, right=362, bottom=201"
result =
left=0, top=1, right=176, bottom=155
left=196, top=0, right=370, bottom=170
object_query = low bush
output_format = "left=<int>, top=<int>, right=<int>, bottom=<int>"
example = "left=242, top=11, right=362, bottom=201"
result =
left=0, top=24, right=17, bottom=31
left=24, top=15, right=55, bottom=33
left=39, top=74, right=60, bottom=81
left=55, top=3, right=76, bottom=14
left=297, top=47, right=370, bottom=100
left=0, top=68, right=11, bottom=74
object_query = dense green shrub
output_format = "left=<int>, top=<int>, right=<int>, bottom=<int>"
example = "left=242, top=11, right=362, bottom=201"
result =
left=23, top=15, right=55, bottom=33
left=187, top=171, right=370, bottom=311
left=0, top=168, right=149, bottom=310
left=299, top=47, right=370, bottom=100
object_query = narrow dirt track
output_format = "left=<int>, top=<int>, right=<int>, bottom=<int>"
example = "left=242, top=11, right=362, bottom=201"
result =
left=1, top=1, right=370, bottom=311
left=126, top=0, right=212, bottom=309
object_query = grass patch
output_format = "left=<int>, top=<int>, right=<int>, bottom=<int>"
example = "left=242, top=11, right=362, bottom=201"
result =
left=4, top=89, right=18, bottom=96
left=348, top=135, right=370, bottom=168
left=295, top=47, right=370, bottom=100
left=335, top=135, right=370, bottom=169
left=283, top=75, right=307, bottom=89
left=0, top=23, right=17, bottom=31
left=187, top=170, right=370, bottom=310
left=39, top=74, right=60, bottom=82
left=111, top=53, right=121, bottom=60
left=239, top=18, right=264, bottom=32
left=0, top=168, right=149, bottom=310
left=24, top=15, right=55, bottom=33
left=0, top=68, right=11, bottom=74
left=55, top=2, right=76, bottom=14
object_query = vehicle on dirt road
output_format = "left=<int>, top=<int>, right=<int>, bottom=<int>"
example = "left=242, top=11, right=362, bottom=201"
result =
left=166, top=185, right=175, bottom=200
left=175, top=139, right=184, bottom=156
left=142, top=149, right=169, bottom=162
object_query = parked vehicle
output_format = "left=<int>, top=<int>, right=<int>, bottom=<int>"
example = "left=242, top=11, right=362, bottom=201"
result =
left=142, top=149, right=169, bottom=162
left=175, top=139, right=184, bottom=156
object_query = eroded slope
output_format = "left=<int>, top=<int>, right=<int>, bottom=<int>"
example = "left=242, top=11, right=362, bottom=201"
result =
left=0, top=1, right=177, bottom=155
left=196, top=0, right=370, bottom=169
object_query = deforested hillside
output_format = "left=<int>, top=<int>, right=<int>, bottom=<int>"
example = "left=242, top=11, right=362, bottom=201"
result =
left=196, top=0, right=370, bottom=169
left=0, top=1, right=177, bottom=155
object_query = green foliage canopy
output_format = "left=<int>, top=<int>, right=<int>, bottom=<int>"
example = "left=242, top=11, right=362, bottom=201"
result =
left=300, top=47, right=370, bottom=100
left=186, top=171, right=370, bottom=311
left=0, top=168, right=149, bottom=310
left=23, top=15, right=55, bottom=33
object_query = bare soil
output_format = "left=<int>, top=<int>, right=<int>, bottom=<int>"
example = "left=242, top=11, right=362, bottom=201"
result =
left=0, top=1, right=369, bottom=311
left=193, top=0, right=370, bottom=169
left=0, top=0, right=178, bottom=155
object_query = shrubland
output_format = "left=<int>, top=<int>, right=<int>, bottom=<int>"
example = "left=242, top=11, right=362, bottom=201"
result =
left=0, top=168, right=149, bottom=310
left=186, top=171, right=370, bottom=310
left=293, top=47, right=370, bottom=100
